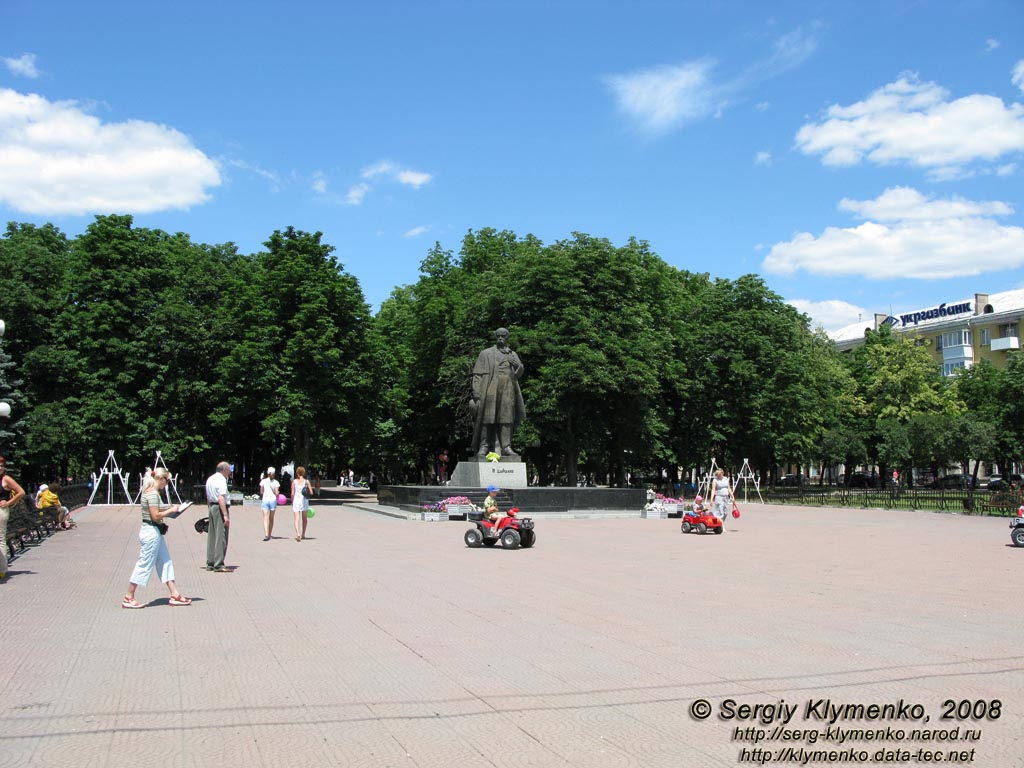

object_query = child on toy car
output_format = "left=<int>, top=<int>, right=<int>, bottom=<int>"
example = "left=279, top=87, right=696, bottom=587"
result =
left=483, top=485, right=505, bottom=537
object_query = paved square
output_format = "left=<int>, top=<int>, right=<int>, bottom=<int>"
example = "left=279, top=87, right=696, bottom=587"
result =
left=2, top=499, right=1021, bottom=767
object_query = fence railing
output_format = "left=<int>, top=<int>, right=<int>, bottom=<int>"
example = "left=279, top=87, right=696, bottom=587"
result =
left=732, top=485, right=1024, bottom=515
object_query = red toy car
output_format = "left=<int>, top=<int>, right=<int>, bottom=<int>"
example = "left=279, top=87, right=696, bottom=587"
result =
left=465, top=506, right=536, bottom=549
left=681, top=509, right=723, bottom=535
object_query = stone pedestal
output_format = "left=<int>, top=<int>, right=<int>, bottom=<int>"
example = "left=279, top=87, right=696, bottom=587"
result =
left=449, top=460, right=529, bottom=488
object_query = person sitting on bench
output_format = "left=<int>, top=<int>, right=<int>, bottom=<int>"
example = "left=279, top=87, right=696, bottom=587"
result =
left=38, top=484, right=74, bottom=529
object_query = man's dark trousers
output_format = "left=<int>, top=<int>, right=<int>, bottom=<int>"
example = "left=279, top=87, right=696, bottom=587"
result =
left=206, top=504, right=229, bottom=569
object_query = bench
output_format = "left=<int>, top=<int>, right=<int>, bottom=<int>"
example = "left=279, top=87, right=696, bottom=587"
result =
left=4, top=500, right=56, bottom=561
left=984, top=491, right=1024, bottom=517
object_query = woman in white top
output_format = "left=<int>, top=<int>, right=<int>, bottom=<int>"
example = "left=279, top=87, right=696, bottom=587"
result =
left=711, top=468, right=735, bottom=522
left=258, top=467, right=280, bottom=542
left=291, top=466, right=311, bottom=542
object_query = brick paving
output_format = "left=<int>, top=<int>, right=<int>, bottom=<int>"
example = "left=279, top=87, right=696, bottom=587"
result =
left=2, top=495, right=1022, bottom=767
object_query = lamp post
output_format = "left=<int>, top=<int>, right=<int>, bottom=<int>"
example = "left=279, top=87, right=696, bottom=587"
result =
left=0, top=318, right=8, bottom=419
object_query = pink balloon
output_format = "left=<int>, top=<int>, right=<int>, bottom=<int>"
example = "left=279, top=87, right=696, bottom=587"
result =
left=276, top=493, right=287, bottom=505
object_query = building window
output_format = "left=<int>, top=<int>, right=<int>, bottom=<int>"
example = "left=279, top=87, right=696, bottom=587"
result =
left=943, top=361, right=969, bottom=377
left=935, top=335, right=943, bottom=350
left=981, top=328, right=991, bottom=346
left=940, top=330, right=972, bottom=348
left=999, top=323, right=1019, bottom=339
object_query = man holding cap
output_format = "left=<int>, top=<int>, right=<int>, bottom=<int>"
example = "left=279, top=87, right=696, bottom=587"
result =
left=483, top=485, right=505, bottom=537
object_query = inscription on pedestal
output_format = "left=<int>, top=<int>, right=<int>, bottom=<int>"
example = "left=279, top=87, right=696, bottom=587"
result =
left=450, top=460, right=529, bottom=488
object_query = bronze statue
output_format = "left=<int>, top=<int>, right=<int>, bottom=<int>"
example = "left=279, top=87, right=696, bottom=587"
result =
left=470, top=328, right=526, bottom=460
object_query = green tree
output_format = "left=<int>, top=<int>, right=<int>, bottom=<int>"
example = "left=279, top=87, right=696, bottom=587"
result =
left=221, top=227, right=373, bottom=476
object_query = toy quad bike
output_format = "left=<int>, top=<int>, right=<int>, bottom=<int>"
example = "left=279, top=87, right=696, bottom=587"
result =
left=1010, top=506, right=1024, bottom=547
left=464, top=506, right=536, bottom=549
left=681, top=508, right=723, bottom=535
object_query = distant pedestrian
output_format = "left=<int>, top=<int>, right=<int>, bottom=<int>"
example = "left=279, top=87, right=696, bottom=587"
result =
left=292, top=466, right=311, bottom=541
left=205, top=461, right=232, bottom=571
left=122, top=468, right=191, bottom=608
left=258, top=467, right=280, bottom=541
left=0, top=456, right=26, bottom=581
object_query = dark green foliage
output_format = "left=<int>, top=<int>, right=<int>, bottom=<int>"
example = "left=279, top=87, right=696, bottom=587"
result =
left=2, top=214, right=1020, bottom=489
left=0, top=217, right=372, bottom=487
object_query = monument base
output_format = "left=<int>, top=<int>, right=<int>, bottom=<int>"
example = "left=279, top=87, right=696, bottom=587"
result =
left=450, top=460, right=528, bottom=489
left=377, top=484, right=647, bottom=515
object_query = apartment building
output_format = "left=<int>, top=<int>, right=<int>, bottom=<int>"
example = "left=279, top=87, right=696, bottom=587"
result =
left=831, top=288, right=1024, bottom=375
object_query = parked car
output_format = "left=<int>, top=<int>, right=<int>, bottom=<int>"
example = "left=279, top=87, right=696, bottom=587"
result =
left=913, top=471, right=936, bottom=488
left=986, top=474, right=1023, bottom=492
left=777, top=474, right=806, bottom=487
left=845, top=472, right=875, bottom=488
left=933, top=474, right=974, bottom=489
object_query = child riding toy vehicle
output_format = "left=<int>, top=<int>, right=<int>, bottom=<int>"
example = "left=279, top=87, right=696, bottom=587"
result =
left=1010, top=506, right=1024, bottom=547
left=681, top=508, right=723, bottom=535
left=464, top=506, right=536, bottom=549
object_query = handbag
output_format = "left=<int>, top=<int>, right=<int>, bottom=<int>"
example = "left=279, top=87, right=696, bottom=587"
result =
left=157, top=522, right=169, bottom=536
left=301, top=482, right=311, bottom=498
left=194, top=517, right=209, bottom=534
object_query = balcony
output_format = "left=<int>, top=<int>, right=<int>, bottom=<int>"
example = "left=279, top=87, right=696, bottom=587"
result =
left=941, top=344, right=974, bottom=362
left=991, top=336, right=1020, bottom=352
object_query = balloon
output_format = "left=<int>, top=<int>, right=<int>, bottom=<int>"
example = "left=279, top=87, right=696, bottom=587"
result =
left=307, top=508, right=316, bottom=518
left=276, top=493, right=287, bottom=505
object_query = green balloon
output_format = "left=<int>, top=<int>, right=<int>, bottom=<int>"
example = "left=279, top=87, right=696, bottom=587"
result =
left=307, top=508, right=316, bottom=518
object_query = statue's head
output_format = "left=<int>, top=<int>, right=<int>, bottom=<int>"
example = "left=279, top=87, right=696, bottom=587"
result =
left=495, top=327, right=509, bottom=347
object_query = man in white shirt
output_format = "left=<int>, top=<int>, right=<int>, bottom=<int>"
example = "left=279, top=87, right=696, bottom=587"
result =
left=205, top=461, right=232, bottom=571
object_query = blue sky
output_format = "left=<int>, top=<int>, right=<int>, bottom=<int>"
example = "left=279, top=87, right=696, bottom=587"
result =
left=3, top=1, right=1023, bottom=332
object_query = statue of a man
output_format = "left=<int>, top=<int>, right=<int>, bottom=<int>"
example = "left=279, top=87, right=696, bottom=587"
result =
left=470, top=327, right=526, bottom=459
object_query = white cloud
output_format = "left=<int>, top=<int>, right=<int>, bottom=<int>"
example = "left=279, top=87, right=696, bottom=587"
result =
left=344, top=159, right=432, bottom=202
left=0, top=88, right=220, bottom=215
left=4, top=53, right=39, bottom=78
left=397, top=169, right=431, bottom=188
left=361, top=160, right=395, bottom=179
left=605, top=26, right=818, bottom=134
left=755, top=150, right=772, bottom=166
left=604, top=61, right=720, bottom=134
left=795, top=73, right=1024, bottom=177
left=402, top=225, right=429, bottom=238
left=838, top=186, right=1010, bottom=221
left=763, top=187, right=1024, bottom=280
left=311, top=170, right=328, bottom=194
left=223, top=158, right=280, bottom=190
left=344, top=183, right=369, bottom=205
left=764, top=26, right=820, bottom=74
left=1013, top=60, right=1024, bottom=93
left=787, top=298, right=867, bottom=333
left=986, top=39, right=1000, bottom=52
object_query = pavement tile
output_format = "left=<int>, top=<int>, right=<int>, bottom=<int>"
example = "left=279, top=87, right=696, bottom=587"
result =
left=1, top=499, right=1022, bottom=767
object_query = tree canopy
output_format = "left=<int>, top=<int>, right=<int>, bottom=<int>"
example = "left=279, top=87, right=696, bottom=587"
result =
left=1, top=215, right=1021, bottom=489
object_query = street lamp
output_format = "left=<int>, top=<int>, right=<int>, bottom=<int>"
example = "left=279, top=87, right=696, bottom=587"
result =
left=0, top=318, right=7, bottom=418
